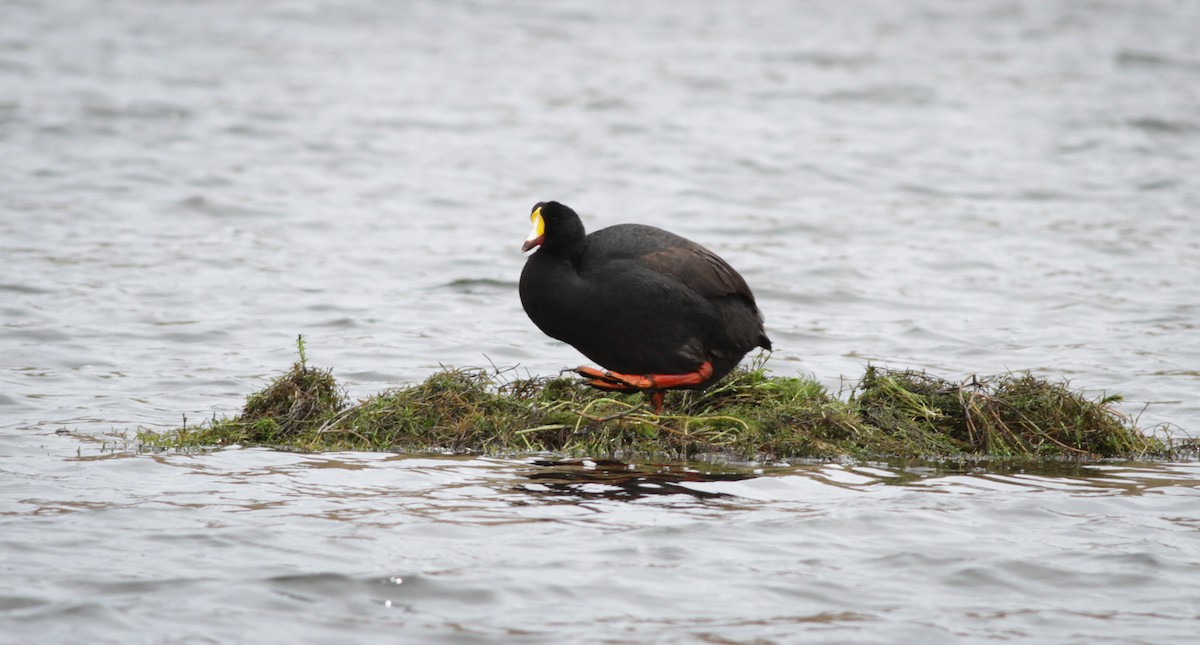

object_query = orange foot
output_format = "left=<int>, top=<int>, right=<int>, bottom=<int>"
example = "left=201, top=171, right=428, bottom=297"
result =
left=573, top=362, right=714, bottom=413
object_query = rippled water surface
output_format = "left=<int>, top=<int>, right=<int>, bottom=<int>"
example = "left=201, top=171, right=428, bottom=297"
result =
left=3, top=0, right=1199, bottom=642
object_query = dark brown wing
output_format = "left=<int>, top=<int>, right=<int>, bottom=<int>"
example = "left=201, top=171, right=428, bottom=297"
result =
left=636, top=243, right=757, bottom=304
left=584, top=223, right=759, bottom=304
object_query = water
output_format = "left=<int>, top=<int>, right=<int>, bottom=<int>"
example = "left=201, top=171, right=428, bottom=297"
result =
left=2, top=0, right=1199, bottom=642
left=5, top=446, right=1200, bottom=643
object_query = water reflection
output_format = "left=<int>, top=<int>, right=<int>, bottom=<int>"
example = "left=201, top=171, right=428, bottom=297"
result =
left=518, top=459, right=755, bottom=500
left=509, top=456, right=1200, bottom=502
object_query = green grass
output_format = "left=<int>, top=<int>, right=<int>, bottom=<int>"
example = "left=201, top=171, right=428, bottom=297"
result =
left=139, top=345, right=1192, bottom=462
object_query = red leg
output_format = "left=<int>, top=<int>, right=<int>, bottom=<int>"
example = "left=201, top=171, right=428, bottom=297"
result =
left=573, top=361, right=714, bottom=392
left=648, top=390, right=665, bottom=414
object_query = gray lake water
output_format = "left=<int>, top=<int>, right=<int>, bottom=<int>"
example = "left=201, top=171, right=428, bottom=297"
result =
left=2, top=0, right=1199, bottom=642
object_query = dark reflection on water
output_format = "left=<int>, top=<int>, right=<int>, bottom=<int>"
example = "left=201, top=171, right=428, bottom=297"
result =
left=519, top=458, right=755, bottom=500
left=513, top=456, right=1200, bottom=501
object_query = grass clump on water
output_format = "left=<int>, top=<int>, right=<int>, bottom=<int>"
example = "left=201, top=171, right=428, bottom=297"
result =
left=140, top=339, right=1186, bottom=461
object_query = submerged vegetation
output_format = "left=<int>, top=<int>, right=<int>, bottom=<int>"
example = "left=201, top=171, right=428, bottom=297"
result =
left=141, top=340, right=1191, bottom=462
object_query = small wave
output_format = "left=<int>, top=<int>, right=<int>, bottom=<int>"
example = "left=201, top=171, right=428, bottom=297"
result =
left=175, top=195, right=278, bottom=219
left=819, top=84, right=937, bottom=106
left=1116, top=50, right=1200, bottom=73
left=1125, top=117, right=1200, bottom=135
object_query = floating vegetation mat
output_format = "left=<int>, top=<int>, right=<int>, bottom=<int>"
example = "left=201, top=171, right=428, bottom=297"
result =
left=140, top=350, right=1195, bottom=462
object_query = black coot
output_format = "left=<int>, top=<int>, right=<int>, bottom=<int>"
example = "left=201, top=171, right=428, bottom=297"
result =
left=519, top=201, right=771, bottom=411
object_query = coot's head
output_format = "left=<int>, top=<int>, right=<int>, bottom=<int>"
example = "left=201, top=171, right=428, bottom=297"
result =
left=521, top=201, right=585, bottom=255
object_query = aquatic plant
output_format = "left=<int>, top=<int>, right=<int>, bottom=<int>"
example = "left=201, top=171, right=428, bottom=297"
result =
left=140, top=342, right=1188, bottom=462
